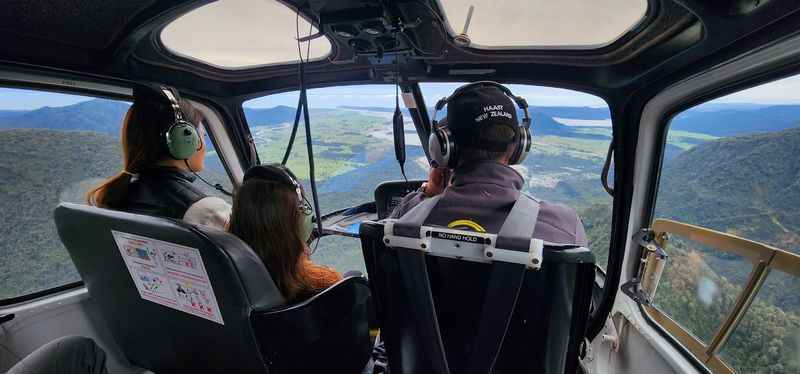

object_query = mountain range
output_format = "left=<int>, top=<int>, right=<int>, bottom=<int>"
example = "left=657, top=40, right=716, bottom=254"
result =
left=242, top=105, right=297, bottom=127
left=4, top=99, right=800, bottom=139
left=672, top=104, right=800, bottom=136
left=0, top=99, right=130, bottom=135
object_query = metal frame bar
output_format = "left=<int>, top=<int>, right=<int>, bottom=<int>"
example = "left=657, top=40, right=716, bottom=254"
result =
left=643, top=219, right=800, bottom=373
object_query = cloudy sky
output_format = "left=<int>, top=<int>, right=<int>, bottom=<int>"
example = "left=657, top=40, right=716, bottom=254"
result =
left=2, top=74, right=800, bottom=111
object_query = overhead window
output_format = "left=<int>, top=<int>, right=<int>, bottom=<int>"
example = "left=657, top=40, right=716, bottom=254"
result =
left=437, top=0, right=648, bottom=48
left=160, top=0, right=332, bottom=69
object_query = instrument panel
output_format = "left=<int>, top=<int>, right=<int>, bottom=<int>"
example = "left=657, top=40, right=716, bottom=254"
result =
left=320, top=180, right=424, bottom=237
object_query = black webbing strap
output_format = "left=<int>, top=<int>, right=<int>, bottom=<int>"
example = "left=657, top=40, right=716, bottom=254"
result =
left=395, top=249, right=450, bottom=374
left=393, top=195, right=450, bottom=374
left=466, top=194, right=540, bottom=374
left=391, top=193, right=540, bottom=374
left=392, top=195, right=443, bottom=238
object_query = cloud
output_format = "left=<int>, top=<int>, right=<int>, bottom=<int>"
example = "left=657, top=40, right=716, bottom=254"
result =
left=713, top=74, right=800, bottom=104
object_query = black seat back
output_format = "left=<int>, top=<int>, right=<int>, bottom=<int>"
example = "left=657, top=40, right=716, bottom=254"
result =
left=55, top=203, right=372, bottom=373
left=360, top=221, right=595, bottom=374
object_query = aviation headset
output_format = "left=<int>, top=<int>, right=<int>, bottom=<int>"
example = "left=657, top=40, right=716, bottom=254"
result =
left=243, top=164, right=316, bottom=242
left=159, top=87, right=202, bottom=160
left=428, top=81, right=532, bottom=168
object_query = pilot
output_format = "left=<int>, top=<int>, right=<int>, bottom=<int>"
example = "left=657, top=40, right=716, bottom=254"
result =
left=227, top=164, right=342, bottom=302
left=391, top=81, right=587, bottom=246
left=389, top=82, right=588, bottom=372
left=86, top=85, right=231, bottom=229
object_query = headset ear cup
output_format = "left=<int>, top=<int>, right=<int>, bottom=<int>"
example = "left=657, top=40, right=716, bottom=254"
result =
left=428, top=130, right=447, bottom=167
left=510, top=127, right=532, bottom=165
left=166, top=121, right=200, bottom=160
left=428, top=128, right=457, bottom=168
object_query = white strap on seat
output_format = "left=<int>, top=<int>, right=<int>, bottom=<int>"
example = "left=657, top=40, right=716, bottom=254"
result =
left=383, top=191, right=544, bottom=269
left=383, top=223, right=544, bottom=269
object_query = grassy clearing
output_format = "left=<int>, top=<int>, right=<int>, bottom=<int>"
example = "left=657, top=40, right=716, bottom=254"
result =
left=667, top=130, right=719, bottom=150
left=535, top=135, right=609, bottom=160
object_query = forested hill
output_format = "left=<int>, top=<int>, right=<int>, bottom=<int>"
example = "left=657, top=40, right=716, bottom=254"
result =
left=242, top=105, right=297, bottom=127
left=0, top=99, right=129, bottom=135
left=657, top=125, right=800, bottom=253
left=656, top=125, right=800, bottom=307
left=0, top=128, right=121, bottom=297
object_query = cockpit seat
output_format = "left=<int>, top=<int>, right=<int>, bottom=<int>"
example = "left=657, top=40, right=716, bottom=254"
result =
left=361, top=183, right=595, bottom=374
left=54, top=203, right=371, bottom=374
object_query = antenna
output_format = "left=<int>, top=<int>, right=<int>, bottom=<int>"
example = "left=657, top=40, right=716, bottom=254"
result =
left=453, top=5, right=474, bottom=47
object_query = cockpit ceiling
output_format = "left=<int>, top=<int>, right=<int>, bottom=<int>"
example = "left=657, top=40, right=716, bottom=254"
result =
left=160, top=0, right=333, bottom=69
left=436, top=0, right=648, bottom=48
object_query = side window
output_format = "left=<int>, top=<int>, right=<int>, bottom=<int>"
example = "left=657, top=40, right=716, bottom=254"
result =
left=650, top=75, right=800, bottom=373
left=0, top=87, right=233, bottom=302
left=243, top=85, right=418, bottom=273
left=195, top=123, right=234, bottom=202
left=421, top=83, right=614, bottom=269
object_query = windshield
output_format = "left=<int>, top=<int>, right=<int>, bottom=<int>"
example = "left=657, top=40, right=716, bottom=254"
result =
left=244, top=83, right=617, bottom=271
left=244, top=85, right=421, bottom=272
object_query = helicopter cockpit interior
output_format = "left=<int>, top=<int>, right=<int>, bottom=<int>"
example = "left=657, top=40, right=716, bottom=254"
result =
left=2, top=1, right=800, bottom=373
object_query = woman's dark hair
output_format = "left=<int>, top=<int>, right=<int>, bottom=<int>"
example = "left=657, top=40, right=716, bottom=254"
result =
left=86, top=90, right=202, bottom=208
left=227, top=179, right=339, bottom=301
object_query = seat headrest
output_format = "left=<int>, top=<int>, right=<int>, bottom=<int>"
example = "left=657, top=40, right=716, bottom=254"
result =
left=54, top=203, right=285, bottom=310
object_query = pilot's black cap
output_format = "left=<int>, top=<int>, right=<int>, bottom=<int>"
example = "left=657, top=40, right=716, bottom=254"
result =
left=446, top=84, right=519, bottom=150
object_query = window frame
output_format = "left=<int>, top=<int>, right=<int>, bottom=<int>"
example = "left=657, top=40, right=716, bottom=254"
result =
left=640, top=219, right=800, bottom=373
left=0, top=74, right=240, bottom=306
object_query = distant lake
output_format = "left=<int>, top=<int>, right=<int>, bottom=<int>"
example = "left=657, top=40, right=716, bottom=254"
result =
left=553, top=117, right=612, bottom=127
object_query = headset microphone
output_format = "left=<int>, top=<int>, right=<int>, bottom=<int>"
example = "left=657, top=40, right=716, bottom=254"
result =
left=185, top=160, right=233, bottom=197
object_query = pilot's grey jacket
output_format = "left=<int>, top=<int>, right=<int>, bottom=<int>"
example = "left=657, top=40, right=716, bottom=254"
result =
left=390, top=161, right=588, bottom=246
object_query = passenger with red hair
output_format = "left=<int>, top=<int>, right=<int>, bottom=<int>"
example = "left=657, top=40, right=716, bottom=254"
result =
left=227, top=164, right=341, bottom=302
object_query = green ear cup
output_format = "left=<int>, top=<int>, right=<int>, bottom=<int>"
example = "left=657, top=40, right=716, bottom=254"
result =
left=166, top=121, right=200, bottom=160
left=298, top=210, right=314, bottom=243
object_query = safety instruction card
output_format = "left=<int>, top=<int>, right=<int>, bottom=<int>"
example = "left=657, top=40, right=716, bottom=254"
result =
left=111, top=230, right=224, bottom=325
